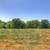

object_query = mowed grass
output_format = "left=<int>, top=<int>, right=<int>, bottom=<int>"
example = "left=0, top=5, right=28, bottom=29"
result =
left=0, top=29, right=50, bottom=50
left=0, top=29, right=39, bottom=50
left=0, top=29, right=39, bottom=42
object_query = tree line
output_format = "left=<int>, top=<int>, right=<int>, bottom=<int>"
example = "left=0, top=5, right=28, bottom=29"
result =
left=0, top=18, right=50, bottom=29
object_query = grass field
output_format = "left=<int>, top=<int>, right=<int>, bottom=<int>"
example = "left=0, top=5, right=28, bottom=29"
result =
left=0, top=29, right=50, bottom=50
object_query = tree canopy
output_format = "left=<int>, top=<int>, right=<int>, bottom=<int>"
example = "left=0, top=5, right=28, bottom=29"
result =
left=0, top=18, right=50, bottom=29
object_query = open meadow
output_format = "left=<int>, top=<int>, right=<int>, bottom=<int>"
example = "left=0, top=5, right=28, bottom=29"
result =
left=0, top=29, right=50, bottom=50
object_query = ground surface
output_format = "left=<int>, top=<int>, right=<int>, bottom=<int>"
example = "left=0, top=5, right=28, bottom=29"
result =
left=0, top=29, right=50, bottom=50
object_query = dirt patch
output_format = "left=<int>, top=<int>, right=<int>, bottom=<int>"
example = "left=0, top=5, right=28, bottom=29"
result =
left=0, top=40, right=24, bottom=50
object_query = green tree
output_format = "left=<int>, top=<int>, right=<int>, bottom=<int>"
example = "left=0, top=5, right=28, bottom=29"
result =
left=40, top=20, right=49, bottom=28
left=6, top=21, right=13, bottom=28
left=0, top=20, right=6, bottom=28
left=2, top=22, right=6, bottom=28
left=48, top=24, right=50, bottom=28
left=11, top=18, right=26, bottom=29
left=26, top=20, right=40, bottom=28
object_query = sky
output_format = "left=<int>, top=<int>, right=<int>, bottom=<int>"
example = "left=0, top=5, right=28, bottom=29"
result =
left=0, top=0, right=50, bottom=21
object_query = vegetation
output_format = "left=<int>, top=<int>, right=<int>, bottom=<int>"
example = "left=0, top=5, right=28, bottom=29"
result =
left=0, top=18, right=50, bottom=50
left=0, top=29, right=39, bottom=50
left=0, top=29, right=49, bottom=50
left=0, top=18, right=50, bottom=29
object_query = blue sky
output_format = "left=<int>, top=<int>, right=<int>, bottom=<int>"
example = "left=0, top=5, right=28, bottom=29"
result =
left=0, top=0, right=50, bottom=21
